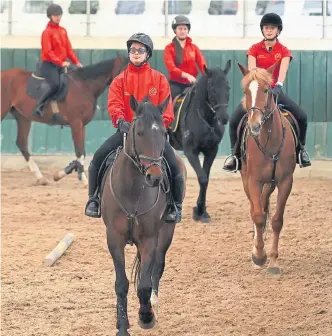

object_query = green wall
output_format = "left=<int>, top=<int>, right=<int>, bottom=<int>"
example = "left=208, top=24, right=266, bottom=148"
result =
left=1, top=49, right=332, bottom=158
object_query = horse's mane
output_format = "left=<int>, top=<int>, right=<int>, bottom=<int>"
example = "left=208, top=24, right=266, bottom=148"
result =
left=242, top=67, right=272, bottom=89
left=136, top=98, right=163, bottom=126
left=72, top=56, right=126, bottom=81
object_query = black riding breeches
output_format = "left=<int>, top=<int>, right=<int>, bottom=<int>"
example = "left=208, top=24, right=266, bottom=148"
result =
left=92, top=130, right=123, bottom=169
left=169, top=81, right=191, bottom=100
left=40, top=61, right=61, bottom=94
left=229, top=92, right=308, bottom=150
left=163, top=141, right=180, bottom=177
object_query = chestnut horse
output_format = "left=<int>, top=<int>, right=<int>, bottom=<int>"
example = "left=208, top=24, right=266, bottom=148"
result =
left=237, top=62, right=296, bottom=275
left=1, top=55, right=127, bottom=186
left=101, top=95, right=186, bottom=335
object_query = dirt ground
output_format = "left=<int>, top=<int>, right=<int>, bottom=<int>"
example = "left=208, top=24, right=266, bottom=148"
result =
left=1, top=169, right=332, bottom=336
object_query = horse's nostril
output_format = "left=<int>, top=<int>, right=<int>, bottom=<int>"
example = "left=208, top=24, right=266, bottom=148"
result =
left=146, top=173, right=152, bottom=182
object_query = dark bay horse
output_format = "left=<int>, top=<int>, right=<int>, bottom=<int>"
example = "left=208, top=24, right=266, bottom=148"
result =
left=169, top=61, right=231, bottom=223
left=101, top=95, right=186, bottom=335
left=1, top=55, right=127, bottom=186
left=237, top=62, right=296, bottom=275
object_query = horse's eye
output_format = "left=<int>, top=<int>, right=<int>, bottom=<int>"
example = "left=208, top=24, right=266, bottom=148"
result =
left=264, top=89, right=268, bottom=94
left=137, top=131, right=144, bottom=137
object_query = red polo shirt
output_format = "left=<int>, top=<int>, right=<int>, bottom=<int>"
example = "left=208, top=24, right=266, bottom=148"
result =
left=246, top=40, right=293, bottom=87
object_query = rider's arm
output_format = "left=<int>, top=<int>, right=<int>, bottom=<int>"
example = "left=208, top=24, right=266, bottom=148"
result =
left=108, top=77, right=126, bottom=128
left=247, top=44, right=258, bottom=70
left=63, top=28, right=80, bottom=65
left=41, top=30, right=63, bottom=67
left=163, top=44, right=183, bottom=78
left=159, top=74, right=175, bottom=128
left=277, top=47, right=292, bottom=85
left=195, top=46, right=207, bottom=74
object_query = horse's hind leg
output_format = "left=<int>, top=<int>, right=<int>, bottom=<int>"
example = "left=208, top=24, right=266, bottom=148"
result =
left=106, top=228, right=130, bottom=336
left=14, top=112, right=48, bottom=185
left=151, top=223, right=176, bottom=320
left=266, top=175, right=293, bottom=276
left=137, top=236, right=157, bottom=329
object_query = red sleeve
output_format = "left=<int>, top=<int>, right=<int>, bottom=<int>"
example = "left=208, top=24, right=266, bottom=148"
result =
left=108, top=76, right=126, bottom=128
left=163, top=44, right=182, bottom=77
left=282, top=46, right=293, bottom=62
left=64, top=28, right=80, bottom=65
left=158, top=74, right=174, bottom=128
left=41, top=30, right=63, bottom=67
left=246, top=44, right=258, bottom=58
left=195, top=45, right=207, bottom=74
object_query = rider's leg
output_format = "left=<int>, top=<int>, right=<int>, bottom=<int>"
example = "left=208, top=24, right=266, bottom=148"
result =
left=223, top=103, right=247, bottom=172
left=33, top=62, right=60, bottom=117
left=170, top=81, right=185, bottom=101
left=163, top=141, right=184, bottom=223
left=277, top=92, right=311, bottom=167
left=85, top=130, right=123, bottom=218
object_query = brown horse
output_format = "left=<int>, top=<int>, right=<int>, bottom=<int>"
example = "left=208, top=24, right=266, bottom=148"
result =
left=1, top=55, right=127, bottom=186
left=237, top=62, right=296, bottom=275
left=101, top=95, right=186, bottom=335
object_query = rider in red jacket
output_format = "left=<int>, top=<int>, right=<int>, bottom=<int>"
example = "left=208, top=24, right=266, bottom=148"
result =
left=85, top=33, right=184, bottom=224
left=33, top=4, right=82, bottom=117
left=164, top=15, right=207, bottom=99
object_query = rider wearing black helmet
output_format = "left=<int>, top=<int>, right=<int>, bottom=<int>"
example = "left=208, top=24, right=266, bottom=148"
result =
left=32, top=4, right=82, bottom=118
left=164, top=15, right=207, bottom=100
left=223, top=13, right=311, bottom=172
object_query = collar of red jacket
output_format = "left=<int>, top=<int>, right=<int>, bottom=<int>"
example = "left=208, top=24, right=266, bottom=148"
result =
left=128, top=62, right=151, bottom=73
left=259, top=39, right=281, bottom=50
left=47, top=21, right=60, bottom=29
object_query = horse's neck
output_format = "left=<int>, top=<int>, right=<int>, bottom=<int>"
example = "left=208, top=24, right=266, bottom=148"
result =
left=79, top=74, right=110, bottom=98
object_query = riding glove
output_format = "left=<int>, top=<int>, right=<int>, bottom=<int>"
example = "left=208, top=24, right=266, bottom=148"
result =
left=118, top=119, right=131, bottom=134
left=272, top=83, right=283, bottom=96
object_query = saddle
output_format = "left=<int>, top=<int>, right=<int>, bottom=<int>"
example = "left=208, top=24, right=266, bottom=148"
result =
left=26, top=61, right=69, bottom=102
left=169, top=86, right=194, bottom=133
left=236, top=106, right=300, bottom=163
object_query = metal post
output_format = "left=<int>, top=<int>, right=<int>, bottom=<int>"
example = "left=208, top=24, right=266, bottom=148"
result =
left=7, top=0, right=13, bottom=35
left=164, top=0, right=169, bottom=37
left=242, top=0, right=247, bottom=38
left=322, top=0, right=327, bottom=38
left=86, top=0, right=91, bottom=36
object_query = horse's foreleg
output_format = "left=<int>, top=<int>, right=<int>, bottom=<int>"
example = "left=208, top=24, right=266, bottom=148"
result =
left=137, top=236, right=157, bottom=329
left=248, top=178, right=267, bottom=266
left=183, top=148, right=208, bottom=222
left=267, top=175, right=293, bottom=276
left=106, top=228, right=130, bottom=335
left=53, top=121, right=88, bottom=187
left=14, top=113, right=48, bottom=185
left=151, top=223, right=176, bottom=320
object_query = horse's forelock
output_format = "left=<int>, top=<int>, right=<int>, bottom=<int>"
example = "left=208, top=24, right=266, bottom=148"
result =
left=242, top=68, right=272, bottom=90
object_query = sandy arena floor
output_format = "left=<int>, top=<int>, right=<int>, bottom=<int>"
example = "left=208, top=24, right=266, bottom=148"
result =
left=1, top=169, right=332, bottom=336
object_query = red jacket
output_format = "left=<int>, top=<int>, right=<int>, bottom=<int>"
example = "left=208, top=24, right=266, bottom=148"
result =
left=108, top=63, right=174, bottom=128
left=41, top=21, right=80, bottom=67
left=247, top=40, right=293, bottom=87
left=164, top=37, right=207, bottom=84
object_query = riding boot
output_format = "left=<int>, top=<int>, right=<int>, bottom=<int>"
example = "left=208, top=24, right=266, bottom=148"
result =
left=85, top=161, right=101, bottom=218
left=165, top=172, right=185, bottom=224
left=223, top=146, right=241, bottom=172
left=298, top=124, right=311, bottom=168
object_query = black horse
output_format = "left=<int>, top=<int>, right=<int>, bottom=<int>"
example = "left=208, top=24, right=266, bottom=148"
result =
left=169, top=61, right=231, bottom=223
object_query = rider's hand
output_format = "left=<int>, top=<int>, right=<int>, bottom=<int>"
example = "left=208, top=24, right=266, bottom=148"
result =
left=76, top=63, right=83, bottom=68
left=118, top=119, right=131, bottom=134
left=182, top=72, right=196, bottom=84
left=62, top=61, right=70, bottom=67
left=272, top=83, right=283, bottom=96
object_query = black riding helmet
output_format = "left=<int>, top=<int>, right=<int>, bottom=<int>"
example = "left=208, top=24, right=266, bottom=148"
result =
left=47, top=4, right=63, bottom=18
left=126, top=33, right=153, bottom=58
left=172, top=15, right=191, bottom=32
left=260, top=13, right=283, bottom=32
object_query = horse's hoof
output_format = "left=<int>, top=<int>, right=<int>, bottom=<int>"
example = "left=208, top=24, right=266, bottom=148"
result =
left=36, top=177, right=49, bottom=186
left=252, top=253, right=267, bottom=266
left=192, top=206, right=202, bottom=221
left=200, top=211, right=211, bottom=224
left=138, top=314, right=156, bottom=330
left=53, top=171, right=65, bottom=182
left=116, top=330, right=130, bottom=336
left=266, top=266, right=281, bottom=276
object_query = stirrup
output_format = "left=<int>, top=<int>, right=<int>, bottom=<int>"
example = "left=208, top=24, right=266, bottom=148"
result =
left=298, top=149, right=311, bottom=168
left=223, top=154, right=239, bottom=173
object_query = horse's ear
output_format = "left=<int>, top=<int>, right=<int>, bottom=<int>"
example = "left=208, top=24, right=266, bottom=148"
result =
left=130, top=95, right=138, bottom=112
left=157, top=95, right=170, bottom=114
left=142, top=95, right=150, bottom=103
left=238, top=62, right=249, bottom=77
left=266, top=61, right=280, bottom=75
left=224, top=59, right=231, bottom=75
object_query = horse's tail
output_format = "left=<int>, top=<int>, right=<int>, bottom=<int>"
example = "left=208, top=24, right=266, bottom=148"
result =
left=131, top=250, right=141, bottom=291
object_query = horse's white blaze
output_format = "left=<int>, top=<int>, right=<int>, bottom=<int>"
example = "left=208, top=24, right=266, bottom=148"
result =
left=27, top=158, right=43, bottom=179
left=151, top=122, right=159, bottom=130
left=249, top=80, right=259, bottom=110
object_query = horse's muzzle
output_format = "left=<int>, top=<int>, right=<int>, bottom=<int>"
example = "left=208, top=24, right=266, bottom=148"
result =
left=144, top=165, right=163, bottom=187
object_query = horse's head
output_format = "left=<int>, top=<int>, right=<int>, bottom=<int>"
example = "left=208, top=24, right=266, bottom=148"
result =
left=203, top=60, right=231, bottom=124
left=238, top=62, right=279, bottom=136
left=127, top=95, right=170, bottom=187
